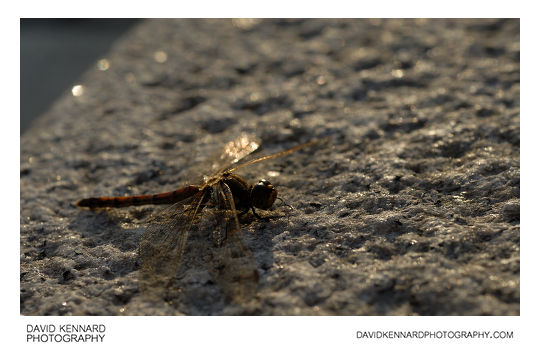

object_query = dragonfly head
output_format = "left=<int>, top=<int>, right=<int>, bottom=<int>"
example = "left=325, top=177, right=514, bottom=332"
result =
left=250, top=179, right=277, bottom=210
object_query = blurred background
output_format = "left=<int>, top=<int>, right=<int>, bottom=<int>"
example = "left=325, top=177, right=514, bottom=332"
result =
left=20, top=19, right=140, bottom=134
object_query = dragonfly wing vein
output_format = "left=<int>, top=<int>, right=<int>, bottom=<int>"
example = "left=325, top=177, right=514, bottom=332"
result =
left=139, top=191, right=206, bottom=298
left=209, top=182, right=258, bottom=302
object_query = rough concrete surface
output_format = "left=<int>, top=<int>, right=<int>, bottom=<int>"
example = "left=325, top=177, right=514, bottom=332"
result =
left=20, top=19, right=519, bottom=315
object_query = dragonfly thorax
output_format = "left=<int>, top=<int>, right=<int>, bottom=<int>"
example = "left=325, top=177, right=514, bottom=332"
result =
left=217, top=173, right=277, bottom=212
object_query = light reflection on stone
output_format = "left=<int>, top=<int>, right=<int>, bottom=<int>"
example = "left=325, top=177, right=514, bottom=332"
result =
left=71, top=85, right=84, bottom=97
left=391, top=69, right=404, bottom=79
left=232, top=18, right=261, bottom=30
left=97, top=58, right=110, bottom=71
left=249, top=92, right=261, bottom=102
left=153, top=51, right=168, bottom=63
left=289, top=119, right=301, bottom=128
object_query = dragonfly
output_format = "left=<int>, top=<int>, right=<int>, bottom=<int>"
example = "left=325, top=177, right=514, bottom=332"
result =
left=76, top=134, right=324, bottom=304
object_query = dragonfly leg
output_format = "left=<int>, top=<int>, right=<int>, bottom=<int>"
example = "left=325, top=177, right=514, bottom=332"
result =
left=214, top=228, right=227, bottom=247
left=276, top=197, right=293, bottom=211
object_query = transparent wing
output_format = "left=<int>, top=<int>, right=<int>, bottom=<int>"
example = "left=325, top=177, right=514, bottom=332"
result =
left=209, top=133, right=261, bottom=174
left=138, top=190, right=207, bottom=300
left=207, top=181, right=259, bottom=303
left=137, top=134, right=262, bottom=305
left=229, top=136, right=329, bottom=173
left=175, top=133, right=261, bottom=189
left=138, top=182, right=258, bottom=305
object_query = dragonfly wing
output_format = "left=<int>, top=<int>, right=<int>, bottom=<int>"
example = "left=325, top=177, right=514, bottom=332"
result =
left=138, top=191, right=206, bottom=300
left=175, top=134, right=261, bottom=189
left=208, top=181, right=259, bottom=303
left=229, top=136, right=330, bottom=173
left=210, top=133, right=261, bottom=174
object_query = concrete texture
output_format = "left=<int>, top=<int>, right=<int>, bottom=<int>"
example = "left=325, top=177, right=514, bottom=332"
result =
left=20, top=19, right=519, bottom=315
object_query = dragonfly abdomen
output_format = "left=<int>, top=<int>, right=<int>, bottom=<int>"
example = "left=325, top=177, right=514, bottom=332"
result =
left=76, top=185, right=200, bottom=208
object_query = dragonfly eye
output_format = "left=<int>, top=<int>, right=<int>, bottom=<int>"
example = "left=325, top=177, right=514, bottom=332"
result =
left=251, top=179, right=277, bottom=210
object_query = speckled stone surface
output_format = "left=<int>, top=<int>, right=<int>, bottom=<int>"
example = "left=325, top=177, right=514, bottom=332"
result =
left=20, top=19, right=519, bottom=315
